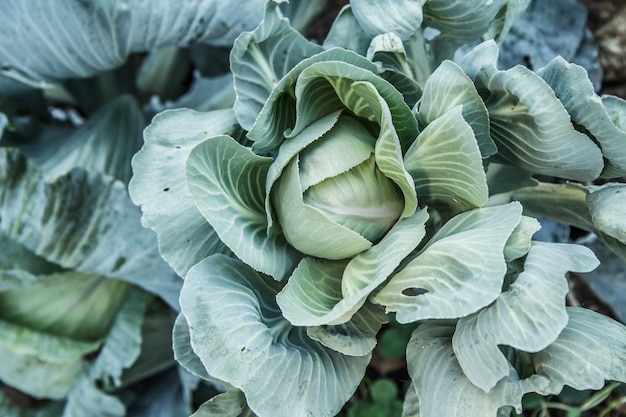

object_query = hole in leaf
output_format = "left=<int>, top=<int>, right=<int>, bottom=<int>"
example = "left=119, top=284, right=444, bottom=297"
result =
left=401, top=287, right=428, bottom=297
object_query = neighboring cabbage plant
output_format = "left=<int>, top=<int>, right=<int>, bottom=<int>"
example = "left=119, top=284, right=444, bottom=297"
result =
left=130, top=0, right=626, bottom=416
left=0, top=0, right=272, bottom=415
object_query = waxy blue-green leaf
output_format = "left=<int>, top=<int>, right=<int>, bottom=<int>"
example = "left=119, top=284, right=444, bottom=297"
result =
left=17, top=95, right=144, bottom=184
left=417, top=60, right=495, bottom=158
left=423, top=0, right=508, bottom=61
left=533, top=307, right=626, bottom=393
left=323, top=5, right=371, bottom=56
left=374, top=203, right=522, bottom=323
left=452, top=242, right=599, bottom=392
left=587, top=184, right=626, bottom=245
left=404, top=106, right=489, bottom=211
left=407, top=321, right=549, bottom=417
left=187, top=135, right=301, bottom=280
left=231, top=0, right=323, bottom=130
left=0, top=148, right=180, bottom=308
left=247, top=48, right=379, bottom=154
left=191, top=390, right=250, bottom=417
left=350, top=0, right=424, bottom=41
left=276, top=208, right=428, bottom=326
left=0, top=0, right=265, bottom=84
left=503, top=215, right=540, bottom=262
left=0, top=272, right=129, bottom=342
left=306, top=301, right=388, bottom=356
left=538, top=57, right=626, bottom=178
left=172, top=314, right=212, bottom=382
left=180, top=254, right=370, bottom=417
left=0, top=319, right=99, bottom=400
left=130, top=108, right=238, bottom=278
left=461, top=41, right=604, bottom=181
left=88, top=287, right=151, bottom=390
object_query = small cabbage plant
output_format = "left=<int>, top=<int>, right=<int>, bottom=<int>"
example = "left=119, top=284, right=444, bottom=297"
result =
left=130, top=0, right=626, bottom=416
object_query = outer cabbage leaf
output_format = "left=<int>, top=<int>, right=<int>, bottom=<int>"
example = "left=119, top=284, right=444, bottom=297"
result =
left=191, top=390, right=249, bottom=417
left=186, top=135, right=301, bottom=280
left=452, top=242, right=599, bottom=392
left=230, top=0, right=324, bottom=130
left=538, top=57, right=626, bottom=178
left=423, top=0, right=509, bottom=61
left=129, top=108, right=238, bottom=278
left=323, top=5, right=371, bottom=56
left=0, top=319, right=99, bottom=399
left=0, top=148, right=180, bottom=308
left=533, top=307, right=626, bottom=393
left=404, top=106, right=488, bottom=212
left=407, top=321, right=548, bottom=417
left=180, top=254, right=370, bottom=417
left=461, top=41, right=604, bottom=181
left=350, top=0, right=424, bottom=41
left=16, top=95, right=144, bottom=184
left=417, top=60, right=495, bottom=158
left=0, top=0, right=265, bottom=84
left=374, top=203, right=522, bottom=323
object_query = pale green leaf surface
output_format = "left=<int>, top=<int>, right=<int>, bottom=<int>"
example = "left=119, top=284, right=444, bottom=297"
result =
left=485, top=0, right=531, bottom=41
left=423, top=0, right=508, bottom=61
left=278, top=0, right=329, bottom=34
left=538, top=57, right=626, bottom=178
left=587, top=184, right=626, bottom=244
left=404, top=106, right=488, bottom=211
left=276, top=209, right=428, bottom=326
left=303, top=155, right=405, bottom=242
left=0, top=148, right=180, bottom=308
left=0, top=321, right=92, bottom=399
left=129, top=108, right=238, bottom=278
left=418, top=60, right=495, bottom=158
left=231, top=0, right=323, bottom=130
left=173, top=314, right=212, bottom=382
left=486, top=163, right=538, bottom=196
left=264, top=110, right=342, bottom=232
left=180, top=254, right=370, bottom=417
left=374, top=203, right=522, bottom=323
left=247, top=48, right=378, bottom=153
left=187, top=135, right=301, bottom=280
left=272, top=158, right=372, bottom=260
left=323, top=5, right=371, bottom=55
left=298, top=115, right=375, bottom=191
left=452, top=242, right=599, bottom=392
left=0, top=272, right=129, bottom=341
left=533, top=307, right=626, bottom=392
left=350, top=0, right=424, bottom=41
left=306, top=301, right=388, bottom=356
left=191, top=390, right=248, bottom=417
left=16, top=96, right=144, bottom=184
left=503, top=215, right=540, bottom=262
left=461, top=41, right=604, bottom=181
left=407, top=321, right=548, bottom=417
left=0, top=233, right=62, bottom=278
left=89, top=287, right=151, bottom=391
left=0, top=0, right=265, bottom=83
